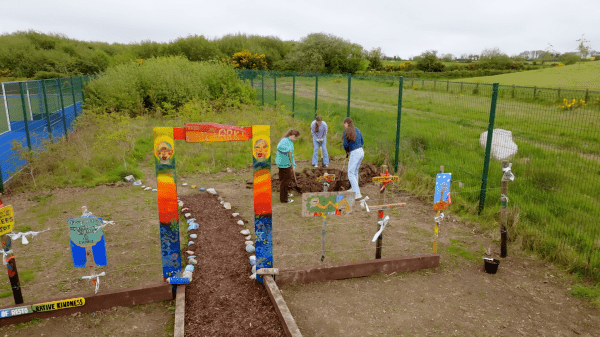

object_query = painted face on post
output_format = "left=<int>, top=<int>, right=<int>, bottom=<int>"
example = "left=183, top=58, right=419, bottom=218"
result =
left=156, top=142, right=174, bottom=164
left=254, top=139, right=269, bottom=160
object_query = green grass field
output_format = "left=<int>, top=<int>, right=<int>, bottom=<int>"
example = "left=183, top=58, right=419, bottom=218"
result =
left=464, top=61, right=600, bottom=90
left=254, top=72, right=600, bottom=279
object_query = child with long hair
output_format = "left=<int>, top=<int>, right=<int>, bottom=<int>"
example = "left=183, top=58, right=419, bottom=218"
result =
left=342, top=117, right=365, bottom=200
left=275, top=129, right=300, bottom=203
left=310, top=116, right=329, bottom=168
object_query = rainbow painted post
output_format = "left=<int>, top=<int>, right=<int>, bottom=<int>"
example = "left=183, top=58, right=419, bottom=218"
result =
left=154, top=127, right=182, bottom=279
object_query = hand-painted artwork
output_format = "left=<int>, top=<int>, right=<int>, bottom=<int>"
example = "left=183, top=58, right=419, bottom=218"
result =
left=433, top=173, right=452, bottom=211
left=301, top=191, right=355, bottom=217
left=67, top=216, right=107, bottom=267
left=154, top=127, right=182, bottom=279
left=252, top=125, right=272, bottom=283
left=0, top=305, right=33, bottom=319
left=317, top=173, right=336, bottom=183
left=372, top=176, right=399, bottom=183
left=185, top=123, right=252, bottom=143
left=32, top=297, right=85, bottom=312
left=0, top=205, right=15, bottom=236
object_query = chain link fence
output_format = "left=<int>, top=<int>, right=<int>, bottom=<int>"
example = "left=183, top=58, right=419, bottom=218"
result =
left=238, top=70, right=600, bottom=280
left=0, top=76, right=92, bottom=189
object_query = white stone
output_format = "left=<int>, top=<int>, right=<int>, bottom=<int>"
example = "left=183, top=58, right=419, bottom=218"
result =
left=188, top=241, right=194, bottom=246
left=245, top=241, right=254, bottom=246
left=226, top=167, right=233, bottom=173
left=188, top=258, right=198, bottom=265
left=246, top=245, right=255, bottom=253
left=124, top=175, right=135, bottom=182
left=249, top=273, right=256, bottom=280
left=479, top=129, right=518, bottom=161
left=237, top=220, right=244, bottom=226
left=232, top=213, right=239, bottom=217
left=184, top=213, right=191, bottom=218
left=190, top=234, right=197, bottom=239
left=207, top=188, right=217, bottom=195
left=182, top=183, right=188, bottom=186
left=186, top=250, right=195, bottom=255
left=241, top=229, right=250, bottom=235
left=220, top=201, right=224, bottom=204
left=252, top=265, right=257, bottom=273
left=245, top=235, right=251, bottom=240
left=223, top=202, right=231, bottom=210
left=178, top=201, right=184, bottom=207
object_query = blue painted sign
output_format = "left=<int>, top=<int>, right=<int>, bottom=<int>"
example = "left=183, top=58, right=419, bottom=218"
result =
left=67, top=216, right=107, bottom=267
left=433, top=173, right=452, bottom=211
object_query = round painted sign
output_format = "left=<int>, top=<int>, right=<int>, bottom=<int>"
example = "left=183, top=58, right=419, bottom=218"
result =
left=67, top=216, right=104, bottom=247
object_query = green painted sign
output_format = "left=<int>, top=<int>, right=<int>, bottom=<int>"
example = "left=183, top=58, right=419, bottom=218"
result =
left=67, top=217, right=104, bottom=247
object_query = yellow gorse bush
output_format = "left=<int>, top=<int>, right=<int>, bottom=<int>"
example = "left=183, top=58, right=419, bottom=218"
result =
left=558, top=98, right=586, bottom=110
left=224, top=50, right=267, bottom=70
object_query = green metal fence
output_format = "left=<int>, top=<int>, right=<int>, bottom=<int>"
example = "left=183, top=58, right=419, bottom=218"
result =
left=238, top=69, right=600, bottom=280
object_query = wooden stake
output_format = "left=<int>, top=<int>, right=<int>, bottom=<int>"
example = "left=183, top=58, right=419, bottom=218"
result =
left=321, top=175, right=329, bottom=262
left=6, top=256, right=23, bottom=304
left=500, top=160, right=509, bottom=258
left=376, top=165, right=387, bottom=259
left=433, top=166, right=443, bottom=254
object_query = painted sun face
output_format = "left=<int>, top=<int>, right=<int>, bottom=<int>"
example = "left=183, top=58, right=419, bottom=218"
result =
left=156, top=142, right=174, bottom=163
left=254, top=139, right=269, bottom=159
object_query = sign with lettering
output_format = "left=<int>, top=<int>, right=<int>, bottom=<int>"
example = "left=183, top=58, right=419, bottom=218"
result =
left=0, top=305, right=33, bottom=318
left=185, top=123, right=252, bottom=143
left=0, top=205, right=15, bottom=236
left=433, top=173, right=452, bottom=211
left=317, top=173, right=336, bottom=183
left=372, top=176, right=399, bottom=183
left=32, top=297, right=85, bottom=312
left=301, top=191, right=355, bottom=217
left=67, top=217, right=104, bottom=247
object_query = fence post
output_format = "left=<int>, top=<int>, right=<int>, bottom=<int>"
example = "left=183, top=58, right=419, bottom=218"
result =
left=434, top=80, right=437, bottom=90
left=460, top=82, right=463, bottom=92
left=2, top=83, right=11, bottom=132
left=41, top=80, right=53, bottom=139
left=56, top=79, right=68, bottom=140
left=292, top=72, right=295, bottom=117
left=512, top=85, right=515, bottom=98
left=478, top=82, right=499, bottom=215
left=274, top=73, right=277, bottom=102
left=347, top=73, right=352, bottom=118
left=533, top=86, right=537, bottom=98
left=446, top=80, right=449, bottom=92
left=411, top=78, right=414, bottom=88
left=36, top=81, right=44, bottom=118
left=585, top=89, right=589, bottom=102
left=261, top=71, right=264, bottom=106
left=69, top=78, right=78, bottom=117
left=394, top=77, right=404, bottom=173
left=18, top=82, right=32, bottom=150
left=314, top=73, right=318, bottom=118
left=500, top=160, right=511, bottom=258
left=79, top=76, right=85, bottom=103
left=557, top=87, right=561, bottom=99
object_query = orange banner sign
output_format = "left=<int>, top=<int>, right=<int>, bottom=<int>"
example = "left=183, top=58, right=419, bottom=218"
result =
left=185, top=123, right=251, bottom=143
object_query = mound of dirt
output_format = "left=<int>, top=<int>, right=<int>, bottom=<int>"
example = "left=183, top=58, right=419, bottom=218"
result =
left=247, top=163, right=381, bottom=193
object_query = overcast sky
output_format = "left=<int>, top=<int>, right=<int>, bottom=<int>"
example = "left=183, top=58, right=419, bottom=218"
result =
left=2, top=0, right=598, bottom=58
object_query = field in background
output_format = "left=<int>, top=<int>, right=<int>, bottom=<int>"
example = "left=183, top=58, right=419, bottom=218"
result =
left=464, top=61, right=600, bottom=90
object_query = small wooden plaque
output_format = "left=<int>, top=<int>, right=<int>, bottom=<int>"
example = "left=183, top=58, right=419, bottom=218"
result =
left=372, top=176, right=399, bottom=183
left=301, top=191, right=355, bottom=217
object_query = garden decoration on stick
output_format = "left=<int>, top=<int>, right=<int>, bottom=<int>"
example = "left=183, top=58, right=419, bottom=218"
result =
left=317, top=172, right=335, bottom=261
left=370, top=166, right=403, bottom=259
left=0, top=194, right=23, bottom=305
left=433, top=167, right=451, bottom=253
left=67, top=206, right=108, bottom=294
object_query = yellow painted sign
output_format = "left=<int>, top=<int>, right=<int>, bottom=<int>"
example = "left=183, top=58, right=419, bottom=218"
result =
left=32, top=297, right=85, bottom=312
left=372, top=176, right=399, bottom=183
left=0, top=205, right=15, bottom=236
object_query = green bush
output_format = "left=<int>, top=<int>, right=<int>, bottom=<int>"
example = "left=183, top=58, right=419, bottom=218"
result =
left=84, top=56, right=256, bottom=115
left=33, top=71, right=66, bottom=80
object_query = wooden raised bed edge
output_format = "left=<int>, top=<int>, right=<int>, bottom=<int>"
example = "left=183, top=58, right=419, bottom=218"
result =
left=275, top=253, right=440, bottom=286
left=0, top=283, right=173, bottom=326
left=263, top=275, right=302, bottom=337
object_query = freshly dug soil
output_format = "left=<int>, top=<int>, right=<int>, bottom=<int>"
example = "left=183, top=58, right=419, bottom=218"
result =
left=180, top=193, right=285, bottom=337
left=247, top=163, right=381, bottom=193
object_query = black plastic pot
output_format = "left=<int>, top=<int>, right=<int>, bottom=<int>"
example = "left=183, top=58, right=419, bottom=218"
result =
left=484, top=258, right=500, bottom=274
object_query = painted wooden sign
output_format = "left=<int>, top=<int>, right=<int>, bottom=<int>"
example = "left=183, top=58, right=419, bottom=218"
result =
left=252, top=125, right=273, bottom=283
left=372, top=176, right=399, bottom=183
left=317, top=173, right=336, bottom=183
left=0, top=305, right=33, bottom=318
left=0, top=205, right=15, bottom=236
left=32, top=297, right=85, bottom=312
left=301, top=191, right=355, bottom=217
left=433, top=173, right=452, bottom=211
left=154, top=127, right=182, bottom=279
left=67, top=216, right=107, bottom=268
left=185, top=123, right=252, bottom=143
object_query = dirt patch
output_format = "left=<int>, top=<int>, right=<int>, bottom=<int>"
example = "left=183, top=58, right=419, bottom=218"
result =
left=180, top=193, right=285, bottom=337
left=249, top=163, right=381, bottom=193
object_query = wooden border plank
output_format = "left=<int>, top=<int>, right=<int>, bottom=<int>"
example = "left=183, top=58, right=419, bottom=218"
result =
left=0, top=283, right=173, bottom=326
left=263, top=275, right=302, bottom=337
left=276, top=254, right=440, bottom=286
left=174, top=285, right=186, bottom=337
